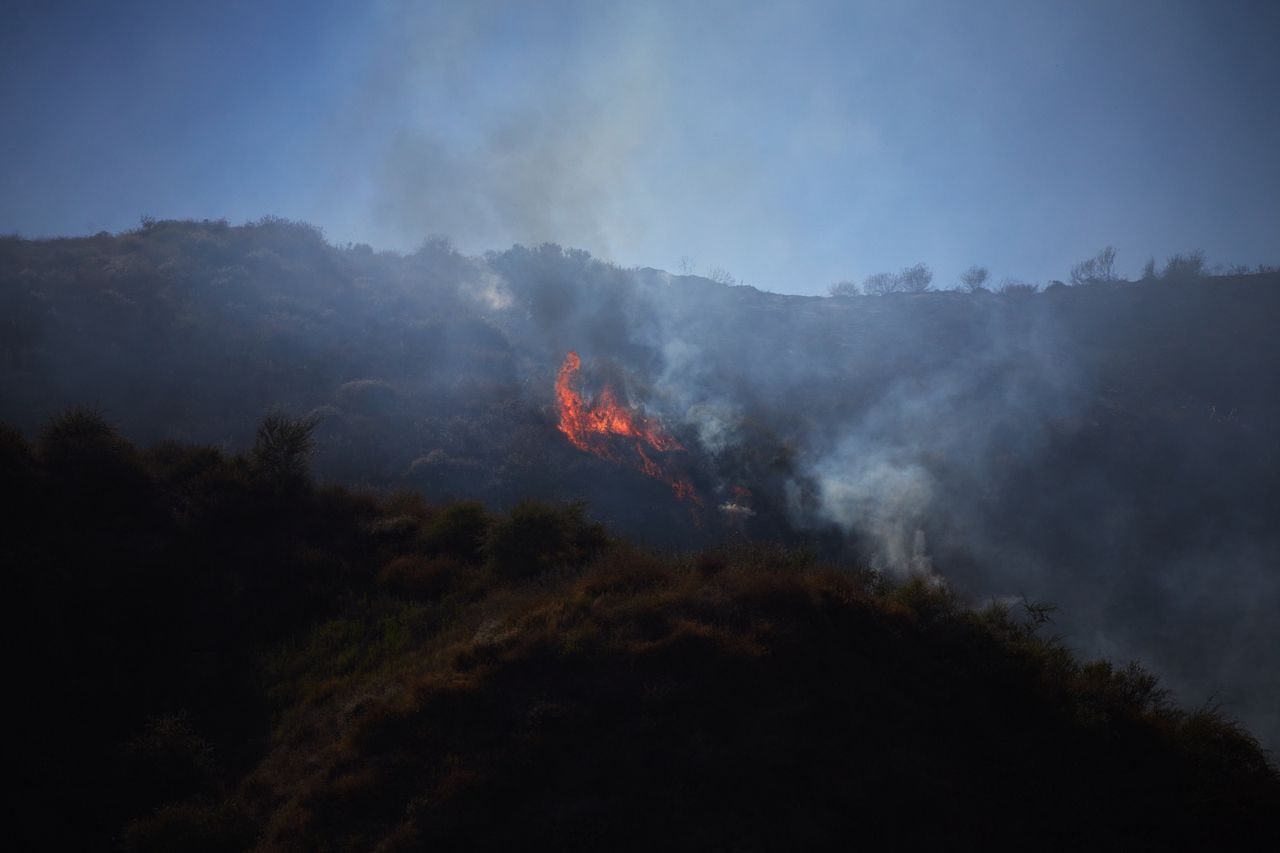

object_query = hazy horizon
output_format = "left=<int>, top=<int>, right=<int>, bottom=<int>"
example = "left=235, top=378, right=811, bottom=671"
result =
left=3, top=0, right=1279, bottom=294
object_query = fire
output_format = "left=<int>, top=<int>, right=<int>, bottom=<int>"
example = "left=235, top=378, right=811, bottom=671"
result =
left=556, top=351, right=698, bottom=501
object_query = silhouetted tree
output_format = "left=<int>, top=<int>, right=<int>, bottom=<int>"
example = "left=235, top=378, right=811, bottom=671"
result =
left=252, top=412, right=320, bottom=486
left=959, top=266, right=990, bottom=293
left=1070, top=246, right=1119, bottom=285
left=863, top=272, right=898, bottom=295
left=863, top=264, right=933, bottom=295
left=829, top=280, right=861, bottom=297
left=707, top=266, right=736, bottom=286
left=898, top=263, right=933, bottom=293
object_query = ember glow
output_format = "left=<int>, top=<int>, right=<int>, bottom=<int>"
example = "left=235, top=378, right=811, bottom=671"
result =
left=556, top=351, right=698, bottom=501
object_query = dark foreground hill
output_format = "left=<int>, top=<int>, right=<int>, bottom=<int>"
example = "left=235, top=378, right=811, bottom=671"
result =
left=6, top=413, right=1277, bottom=850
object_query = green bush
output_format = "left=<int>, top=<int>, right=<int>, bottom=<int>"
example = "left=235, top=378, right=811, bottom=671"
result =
left=424, top=500, right=490, bottom=563
left=483, top=499, right=608, bottom=581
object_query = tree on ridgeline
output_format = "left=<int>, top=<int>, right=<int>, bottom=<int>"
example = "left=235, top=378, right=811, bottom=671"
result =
left=862, top=263, right=933, bottom=295
left=959, top=265, right=990, bottom=293
left=898, top=262, right=934, bottom=293
left=1070, top=246, right=1120, bottom=285
left=862, top=271, right=898, bottom=295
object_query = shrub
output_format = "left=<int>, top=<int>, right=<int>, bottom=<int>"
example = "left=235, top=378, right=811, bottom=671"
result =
left=998, top=278, right=1039, bottom=296
left=863, top=264, right=933, bottom=294
left=379, top=554, right=464, bottom=599
left=959, top=265, right=990, bottom=293
left=251, top=411, right=320, bottom=486
left=862, top=271, right=899, bottom=295
left=1071, top=659, right=1171, bottom=723
left=1163, top=250, right=1206, bottom=280
left=483, top=499, right=608, bottom=581
left=890, top=574, right=955, bottom=622
left=1070, top=246, right=1119, bottom=285
left=248, top=214, right=325, bottom=244
left=37, top=407, right=151, bottom=513
left=425, top=501, right=490, bottom=563
left=707, top=266, right=737, bottom=286
left=38, top=406, right=118, bottom=455
left=897, top=262, right=933, bottom=293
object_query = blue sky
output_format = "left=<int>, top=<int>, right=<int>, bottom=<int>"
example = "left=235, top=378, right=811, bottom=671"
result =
left=3, top=0, right=1278, bottom=294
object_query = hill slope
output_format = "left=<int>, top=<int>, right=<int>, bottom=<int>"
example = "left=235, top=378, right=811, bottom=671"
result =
left=3, top=219, right=1279, bottom=753
left=5, top=416, right=1277, bottom=849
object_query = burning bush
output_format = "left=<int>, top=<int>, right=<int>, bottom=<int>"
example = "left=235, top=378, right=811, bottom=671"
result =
left=555, top=351, right=697, bottom=502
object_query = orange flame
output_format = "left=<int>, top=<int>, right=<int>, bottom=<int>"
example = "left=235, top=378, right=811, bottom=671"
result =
left=556, top=351, right=698, bottom=501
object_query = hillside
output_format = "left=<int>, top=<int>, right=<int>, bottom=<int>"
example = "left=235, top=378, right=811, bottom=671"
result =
left=3, top=219, right=1278, bottom=753
left=5, top=414, right=1277, bottom=850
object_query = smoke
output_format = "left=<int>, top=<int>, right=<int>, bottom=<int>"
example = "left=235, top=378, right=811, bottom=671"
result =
left=813, top=448, right=936, bottom=576
left=364, top=1, right=671, bottom=261
left=684, top=399, right=742, bottom=457
left=470, top=265, right=513, bottom=311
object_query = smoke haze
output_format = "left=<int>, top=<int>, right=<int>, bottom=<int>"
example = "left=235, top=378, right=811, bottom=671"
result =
left=6, top=1, right=1280, bottom=291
